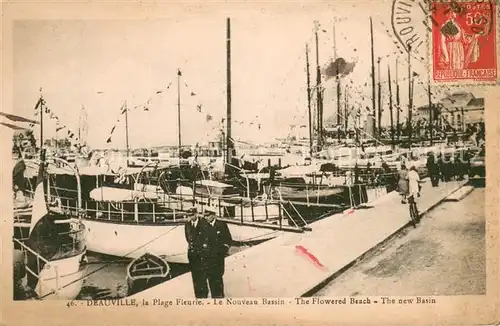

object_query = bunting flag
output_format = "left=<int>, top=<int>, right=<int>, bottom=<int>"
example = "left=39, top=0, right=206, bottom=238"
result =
left=206, top=114, right=213, bottom=122
left=177, top=69, right=182, bottom=76
left=106, top=136, right=112, bottom=143
left=56, top=125, right=65, bottom=132
left=197, top=104, right=202, bottom=112
left=190, top=92, right=196, bottom=96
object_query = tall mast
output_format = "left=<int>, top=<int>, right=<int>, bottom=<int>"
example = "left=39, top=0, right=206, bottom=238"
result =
left=428, top=74, right=433, bottom=145
left=377, top=57, right=382, bottom=138
left=333, top=21, right=341, bottom=128
left=177, top=69, right=182, bottom=159
left=370, top=17, right=376, bottom=136
left=55, top=119, right=59, bottom=152
left=306, top=43, right=313, bottom=157
left=226, top=17, right=233, bottom=165
left=344, top=85, right=348, bottom=132
left=407, top=44, right=413, bottom=149
left=396, top=57, right=400, bottom=142
left=315, top=24, right=322, bottom=150
left=388, top=65, right=395, bottom=149
left=124, top=100, right=130, bottom=166
left=39, top=93, right=44, bottom=149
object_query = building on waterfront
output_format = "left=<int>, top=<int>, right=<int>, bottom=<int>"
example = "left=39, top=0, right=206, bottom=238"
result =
left=415, top=92, right=484, bottom=133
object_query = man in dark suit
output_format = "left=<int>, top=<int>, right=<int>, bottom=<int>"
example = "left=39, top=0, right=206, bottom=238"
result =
left=203, top=211, right=232, bottom=298
left=184, top=208, right=211, bottom=298
left=427, top=153, right=440, bottom=187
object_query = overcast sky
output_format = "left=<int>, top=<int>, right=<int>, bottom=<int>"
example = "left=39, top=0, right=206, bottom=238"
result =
left=13, top=2, right=482, bottom=149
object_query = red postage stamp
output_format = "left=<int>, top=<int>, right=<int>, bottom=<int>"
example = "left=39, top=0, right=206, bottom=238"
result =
left=432, top=0, right=497, bottom=82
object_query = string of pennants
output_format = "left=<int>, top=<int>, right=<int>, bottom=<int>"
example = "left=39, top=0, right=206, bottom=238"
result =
left=104, top=70, right=266, bottom=145
left=31, top=96, right=83, bottom=149
left=106, top=70, right=270, bottom=144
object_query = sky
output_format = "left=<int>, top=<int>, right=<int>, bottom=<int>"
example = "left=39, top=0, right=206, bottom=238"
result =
left=13, top=2, right=482, bottom=149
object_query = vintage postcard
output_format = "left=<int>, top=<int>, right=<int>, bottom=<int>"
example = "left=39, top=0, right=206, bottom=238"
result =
left=1, top=0, right=499, bottom=325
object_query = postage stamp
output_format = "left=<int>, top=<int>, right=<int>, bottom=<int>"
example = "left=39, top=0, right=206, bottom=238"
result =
left=432, top=0, right=497, bottom=82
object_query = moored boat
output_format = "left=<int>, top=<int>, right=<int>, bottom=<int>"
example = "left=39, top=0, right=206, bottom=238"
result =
left=126, top=253, right=171, bottom=295
left=13, top=149, right=87, bottom=300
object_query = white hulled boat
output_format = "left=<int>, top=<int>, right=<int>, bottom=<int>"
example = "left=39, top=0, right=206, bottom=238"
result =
left=13, top=149, right=87, bottom=300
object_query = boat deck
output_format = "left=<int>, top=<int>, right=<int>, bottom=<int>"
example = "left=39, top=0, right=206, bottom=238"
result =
left=120, top=180, right=468, bottom=298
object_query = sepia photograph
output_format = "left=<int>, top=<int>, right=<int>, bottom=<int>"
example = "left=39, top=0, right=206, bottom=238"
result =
left=1, top=0, right=498, bottom=325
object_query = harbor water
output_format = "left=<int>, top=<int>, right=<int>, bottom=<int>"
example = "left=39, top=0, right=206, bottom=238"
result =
left=77, top=245, right=249, bottom=300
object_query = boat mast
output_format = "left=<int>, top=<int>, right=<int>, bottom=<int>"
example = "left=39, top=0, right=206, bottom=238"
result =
left=39, top=92, right=44, bottom=150
left=315, top=24, right=323, bottom=151
left=377, top=57, right=382, bottom=139
left=226, top=17, right=233, bottom=165
left=428, top=74, right=433, bottom=145
left=306, top=43, right=313, bottom=157
left=396, top=57, right=400, bottom=142
left=333, top=21, right=341, bottom=131
left=177, top=69, right=182, bottom=159
left=388, top=65, right=395, bottom=149
left=407, top=44, right=413, bottom=149
left=344, top=85, right=348, bottom=132
left=370, top=17, right=376, bottom=137
left=124, top=100, right=130, bottom=167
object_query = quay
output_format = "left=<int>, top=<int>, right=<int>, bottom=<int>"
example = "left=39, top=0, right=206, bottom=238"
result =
left=130, top=180, right=468, bottom=299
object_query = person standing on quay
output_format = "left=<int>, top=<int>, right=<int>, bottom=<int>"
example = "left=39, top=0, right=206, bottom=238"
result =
left=427, top=153, right=440, bottom=187
left=397, top=164, right=409, bottom=204
left=407, top=166, right=421, bottom=198
left=203, top=211, right=232, bottom=298
left=184, top=208, right=210, bottom=298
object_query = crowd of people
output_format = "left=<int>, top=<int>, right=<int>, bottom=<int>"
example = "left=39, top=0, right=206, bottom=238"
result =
left=396, top=149, right=474, bottom=203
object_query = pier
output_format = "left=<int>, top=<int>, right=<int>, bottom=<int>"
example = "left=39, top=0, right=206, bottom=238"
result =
left=130, top=179, right=467, bottom=298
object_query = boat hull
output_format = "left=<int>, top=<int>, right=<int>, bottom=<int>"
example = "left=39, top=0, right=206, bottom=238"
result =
left=35, top=251, right=87, bottom=300
left=82, top=218, right=281, bottom=264
left=127, top=276, right=169, bottom=296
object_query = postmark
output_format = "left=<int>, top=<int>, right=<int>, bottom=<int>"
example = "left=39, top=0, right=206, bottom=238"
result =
left=391, top=0, right=434, bottom=61
left=432, top=0, right=497, bottom=82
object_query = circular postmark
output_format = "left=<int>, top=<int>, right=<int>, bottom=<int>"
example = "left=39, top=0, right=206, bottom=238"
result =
left=391, top=0, right=494, bottom=62
left=391, top=0, right=431, bottom=61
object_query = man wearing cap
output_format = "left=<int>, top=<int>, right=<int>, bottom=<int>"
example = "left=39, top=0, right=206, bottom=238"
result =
left=203, top=211, right=232, bottom=298
left=184, top=208, right=211, bottom=298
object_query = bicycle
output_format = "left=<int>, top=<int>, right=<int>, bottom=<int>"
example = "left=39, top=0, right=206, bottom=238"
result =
left=408, top=194, right=420, bottom=228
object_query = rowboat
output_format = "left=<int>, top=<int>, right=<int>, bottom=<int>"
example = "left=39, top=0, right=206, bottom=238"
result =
left=126, top=253, right=170, bottom=295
